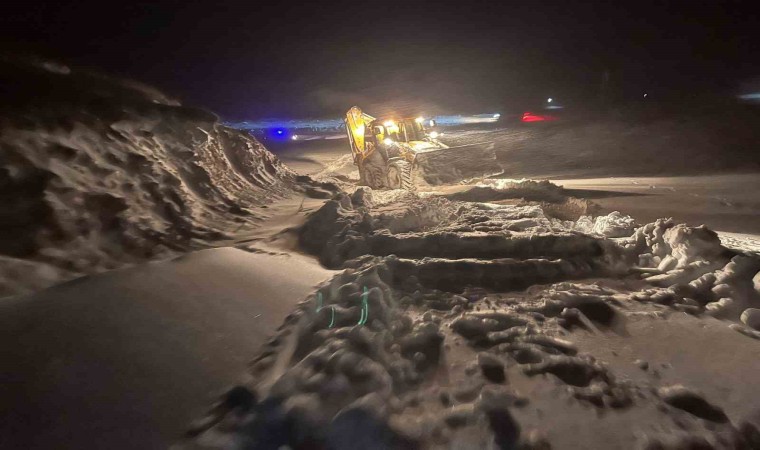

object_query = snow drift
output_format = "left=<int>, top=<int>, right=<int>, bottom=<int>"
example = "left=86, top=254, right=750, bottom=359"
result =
left=0, top=56, right=315, bottom=296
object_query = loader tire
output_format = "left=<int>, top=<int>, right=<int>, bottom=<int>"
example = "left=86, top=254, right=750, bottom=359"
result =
left=359, top=146, right=389, bottom=189
left=387, top=159, right=415, bottom=191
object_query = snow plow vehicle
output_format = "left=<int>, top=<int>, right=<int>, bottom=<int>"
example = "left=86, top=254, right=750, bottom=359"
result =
left=345, top=106, right=499, bottom=189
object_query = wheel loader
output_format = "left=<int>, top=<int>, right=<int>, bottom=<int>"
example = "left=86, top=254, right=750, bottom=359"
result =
left=344, top=106, right=499, bottom=190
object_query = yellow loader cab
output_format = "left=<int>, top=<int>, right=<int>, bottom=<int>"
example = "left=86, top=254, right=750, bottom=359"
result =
left=345, top=106, right=499, bottom=190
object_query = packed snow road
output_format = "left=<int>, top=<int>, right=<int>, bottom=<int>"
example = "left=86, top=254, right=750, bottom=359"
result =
left=0, top=192, right=338, bottom=450
left=0, top=246, right=335, bottom=450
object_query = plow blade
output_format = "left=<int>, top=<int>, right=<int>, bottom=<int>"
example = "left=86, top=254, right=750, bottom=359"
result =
left=414, top=141, right=500, bottom=185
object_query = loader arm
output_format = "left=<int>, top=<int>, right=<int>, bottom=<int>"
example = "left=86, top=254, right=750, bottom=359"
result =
left=344, top=106, right=377, bottom=163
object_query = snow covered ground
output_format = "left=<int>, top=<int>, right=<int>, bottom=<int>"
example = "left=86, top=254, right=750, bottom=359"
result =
left=3, top=56, right=760, bottom=449
left=0, top=247, right=335, bottom=449
left=181, top=186, right=760, bottom=449
left=180, top=120, right=760, bottom=448
left=0, top=56, right=334, bottom=297
left=274, top=128, right=760, bottom=246
left=554, top=175, right=760, bottom=236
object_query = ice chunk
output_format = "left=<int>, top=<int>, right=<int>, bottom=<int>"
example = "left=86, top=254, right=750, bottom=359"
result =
left=587, top=211, right=636, bottom=238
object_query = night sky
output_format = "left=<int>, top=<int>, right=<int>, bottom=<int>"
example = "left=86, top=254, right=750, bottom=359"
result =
left=1, top=1, right=758, bottom=119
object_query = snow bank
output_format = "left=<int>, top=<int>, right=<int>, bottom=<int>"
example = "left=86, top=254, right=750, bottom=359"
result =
left=0, top=56, right=312, bottom=296
left=298, top=189, right=623, bottom=270
left=301, top=190, right=760, bottom=323
left=299, top=190, right=759, bottom=326
left=449, top=179, right=567, bottom=203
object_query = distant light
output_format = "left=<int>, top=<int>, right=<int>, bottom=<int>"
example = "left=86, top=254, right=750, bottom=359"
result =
left=276, top=129, right=284, bottom=135
left=523, top=112, right=543, bottom=122
left=547, top=98, right=553, bottom=103
left=493, top=113, right=501, bottom=119
left=383, top=138, right=393, bottom=145
left=415, top=117, right=424, bottom=123
left=291, top=135, right=298, bottom=140
left=643, top=93, right=648, bottom=98
left=522, top=111, right=557, bottom=122
left=383, top=120, right=395, bottom=127
left=429, top=131, right=439, bottom=138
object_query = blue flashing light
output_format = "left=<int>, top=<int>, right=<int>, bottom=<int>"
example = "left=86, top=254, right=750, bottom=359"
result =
left=267, top=128, right=289, bottom=140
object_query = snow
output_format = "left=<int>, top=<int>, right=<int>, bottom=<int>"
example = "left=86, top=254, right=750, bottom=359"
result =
left=4, top=56, right=760, bottom=449
left=740, top=308, right=760, bottom=330
left=0, top=57, right=318, bottom=297
left=182, top=187, right=760, bottom=449
left=437, top=113, right=760, bottom=179
left=717, top=231, right=760, bottom=254
left=0, top=247, right=335, bottom=449
left=450, top=179, right=567, bottom=203
left=312, top=153, right=359, bottom=183
left=574, top=211, right=637, bottom=238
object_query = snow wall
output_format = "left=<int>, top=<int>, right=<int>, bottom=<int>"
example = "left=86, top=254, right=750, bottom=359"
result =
left=0, top=56, right=301, bottom=296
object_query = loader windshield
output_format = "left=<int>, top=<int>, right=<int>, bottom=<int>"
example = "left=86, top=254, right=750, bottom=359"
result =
left=400, top=120, right=426, bottom=142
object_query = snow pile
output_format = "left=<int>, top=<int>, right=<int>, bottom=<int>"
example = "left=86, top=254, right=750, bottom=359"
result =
left=182, top=190, right=760, bottom=449
left=300, top=190, right=760, bottom=329
left=0, top=56, right=307, bottom=296
left=436, top=179, right=600, bottom=225
left=574, top=211, right=637, bottom=238
left=300, top=191, right=760, bottom=331
left=179, top=258, right=610, bottom=449
left=626, top=220, right=728, bottom=283
left=298, top=190, right=623, bottom=270
left=362, top=188, right=419, bottom=208
left=615, top=219, right=760, bottom=329
left=312, top=153, right=360, bottom=183
left=448, top=179, right=567, bottom=203
left=181, top=262, right=759, bottom=449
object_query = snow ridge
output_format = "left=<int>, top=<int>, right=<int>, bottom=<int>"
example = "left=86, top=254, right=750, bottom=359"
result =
left=0, top=57, right=299, bottom=296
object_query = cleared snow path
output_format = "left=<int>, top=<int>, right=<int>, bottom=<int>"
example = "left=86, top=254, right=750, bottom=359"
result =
left=0, top=247, right=335, bottom=450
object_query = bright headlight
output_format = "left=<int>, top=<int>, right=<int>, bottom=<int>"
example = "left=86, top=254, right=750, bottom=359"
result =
left=291, top=135, right=298, bottom=140
left=383, top=138, right=393, bottom=145
left=429, top=131, right=439, bottom=138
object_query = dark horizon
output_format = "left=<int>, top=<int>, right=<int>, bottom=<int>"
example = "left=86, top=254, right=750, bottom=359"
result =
left=2, top=0, right=758, bottom=120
